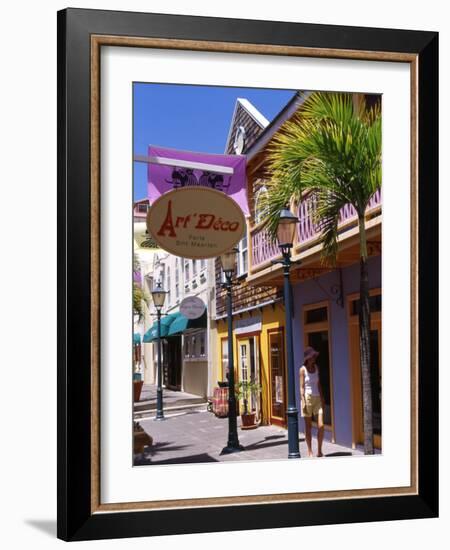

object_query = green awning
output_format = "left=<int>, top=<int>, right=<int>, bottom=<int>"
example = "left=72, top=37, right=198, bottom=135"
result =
left=143, top=313, right=179, bottom=343
left=167, top=311, right=207, bottom=336
left=143, top=311, right=207, bottom=342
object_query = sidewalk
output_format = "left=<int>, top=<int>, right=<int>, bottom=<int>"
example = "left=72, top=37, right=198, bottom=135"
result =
left=134, top=408, right=363, bottom=465
left=134, top=384, right=207, bottom=418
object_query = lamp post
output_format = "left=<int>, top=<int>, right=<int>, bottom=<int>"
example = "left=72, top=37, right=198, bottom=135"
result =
left=151, top=280, right=168, bottom=421
left=219, top=248, right=244, bottom=455
left=276, top=208, right=301, bottom=458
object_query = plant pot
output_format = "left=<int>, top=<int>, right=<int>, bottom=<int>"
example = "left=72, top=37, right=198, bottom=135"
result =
left=241, top=412, right=257, bottom=430
left=134, top=380, right=144, bottom=402
left=133, top=430, right=153, bottom=454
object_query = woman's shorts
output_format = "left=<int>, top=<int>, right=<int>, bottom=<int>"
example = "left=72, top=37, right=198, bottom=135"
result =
left=301, top=394, right=323, bottom=417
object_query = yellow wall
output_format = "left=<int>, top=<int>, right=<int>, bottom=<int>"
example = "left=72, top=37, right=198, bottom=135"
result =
left=214, top=303, right=285, bottom=426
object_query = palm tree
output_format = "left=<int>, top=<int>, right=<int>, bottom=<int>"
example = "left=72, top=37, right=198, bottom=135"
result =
left=133, top=253, right=146, bottom=322
left=262, top=92, right=381, bottom=454
left=133, top=282, right=145, bottom=322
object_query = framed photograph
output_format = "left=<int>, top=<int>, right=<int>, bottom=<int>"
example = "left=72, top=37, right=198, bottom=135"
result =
left=57, top=8, right=438, bottom=542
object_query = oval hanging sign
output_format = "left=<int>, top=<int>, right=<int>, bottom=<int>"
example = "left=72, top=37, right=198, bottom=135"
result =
left=146, top=187, right=245, bottom=259
left=179, top=296, right=206, bottom=320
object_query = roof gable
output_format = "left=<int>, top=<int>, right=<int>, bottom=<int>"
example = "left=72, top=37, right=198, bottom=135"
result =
left=224, top=98, right=269, bottom=155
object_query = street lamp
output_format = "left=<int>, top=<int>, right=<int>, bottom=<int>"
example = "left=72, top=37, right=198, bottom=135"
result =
left=219, top=247, right=244, bottom=455
left=276, top=208, right=301, bottom=458
left=151, top=280, right=168, bottom=421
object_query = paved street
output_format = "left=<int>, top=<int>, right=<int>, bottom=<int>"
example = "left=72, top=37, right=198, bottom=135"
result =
left=134, top=407, right=363, bottom=465
left=134, top=384, right=206, bottom=419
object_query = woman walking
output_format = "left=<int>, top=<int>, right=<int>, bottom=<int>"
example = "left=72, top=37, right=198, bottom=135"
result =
left=300, top=346, right=325, bottom=457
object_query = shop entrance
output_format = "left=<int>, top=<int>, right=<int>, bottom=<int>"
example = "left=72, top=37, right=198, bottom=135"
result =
left=163, top=335, right=182, bottom=391
left=268, top=328, right=286, bottom=427
left=237, top=336, right=261, bottom=420
left=303, top=302, right=335, bottom=439
left=348, top=290, right=382, bottom=449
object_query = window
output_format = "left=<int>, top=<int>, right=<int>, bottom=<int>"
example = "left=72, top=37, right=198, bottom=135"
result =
left=240, top=343, right=249, bottom=383
left=167, top=267, right=171, bottom=305
left=159, top=266, right=165, bottom=290
left=221, top=339, right=229, bottom=380
left=237, top=234, right=248, bottom=276
left=305, top=306, right=328, bottom=324
left=184, top=331, right=207, bottom=359
left=254, top=184, right=268, bottom=225
left=351, top=294, right=382, bottom=316
left=184, top=259, right=190, bottom=281
left=175, top=259, right=180, bottom=300
left=136, top=202, right=148, bottom=213
left=192, top=259, right=197, bottom=277
left=200, top=333, right=206, bottom=357
left=200, top=259, right=206, bottom=271
left=145, top=274, right=153, bottom=294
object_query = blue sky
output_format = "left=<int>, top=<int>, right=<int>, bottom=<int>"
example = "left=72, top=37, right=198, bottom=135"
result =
left=133, top=83, right=296, bottom=200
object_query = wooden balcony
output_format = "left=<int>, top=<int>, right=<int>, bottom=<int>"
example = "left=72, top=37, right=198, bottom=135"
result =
left=248, top=189, right=382, bottom=286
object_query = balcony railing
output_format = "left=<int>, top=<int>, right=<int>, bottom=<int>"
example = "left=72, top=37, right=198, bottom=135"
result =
left=250, top=189, right=381, bottom=271
left=251, top=226, right=280, bottom=269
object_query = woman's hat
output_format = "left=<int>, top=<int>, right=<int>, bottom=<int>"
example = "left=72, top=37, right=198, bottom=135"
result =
left=304, top=346, right=319, bottom=362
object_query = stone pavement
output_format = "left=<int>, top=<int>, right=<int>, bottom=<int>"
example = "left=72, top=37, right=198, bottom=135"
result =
left=134, top=408, right=362, bottom=465
left=134, top=384, right=207, bottom=418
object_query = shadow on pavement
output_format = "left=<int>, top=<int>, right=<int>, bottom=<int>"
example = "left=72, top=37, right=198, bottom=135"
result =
left=136, top=453, right=219, bottom=465
left=149, top=441, right=192, bottom=456
left=244, top=436, right=305, bottom=451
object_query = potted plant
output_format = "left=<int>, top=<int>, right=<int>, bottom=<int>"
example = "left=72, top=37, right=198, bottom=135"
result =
left=235, top=380, right=262, bottom=430
left=133, top=337, right=144, bottom=402
left=133, top=422, right=153, bottom=454
left=133, top=362, right=144, bottom=402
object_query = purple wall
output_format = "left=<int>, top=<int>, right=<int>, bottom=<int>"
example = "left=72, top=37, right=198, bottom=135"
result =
left=292, top=255, right=381, bottom=447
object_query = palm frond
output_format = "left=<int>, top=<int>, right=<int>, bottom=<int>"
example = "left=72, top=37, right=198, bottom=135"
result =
left=261, top=91, right=381, bottom=260
left=313, top=190, right=349, bottom=265
left=133, top=282, right=144, bottom=321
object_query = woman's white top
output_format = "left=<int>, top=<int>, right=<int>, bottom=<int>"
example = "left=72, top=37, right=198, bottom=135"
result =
left=302, top=365, right=320, bottom=396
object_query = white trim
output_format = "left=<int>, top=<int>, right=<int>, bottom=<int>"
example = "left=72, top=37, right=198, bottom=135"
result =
left=224, top=97, right=269, bottom=153
left=134, top=155, right=234, bottom=175
left=237, top=97, right=270, bottom=128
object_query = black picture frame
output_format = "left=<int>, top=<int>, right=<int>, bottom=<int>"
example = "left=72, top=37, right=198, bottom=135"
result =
left=57, top=8, right=438, bottom=542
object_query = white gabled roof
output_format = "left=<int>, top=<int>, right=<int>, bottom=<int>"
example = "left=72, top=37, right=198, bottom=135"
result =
left=224, top=98, right=269, bottom=153
left=236, top=98, right=269, bottom=128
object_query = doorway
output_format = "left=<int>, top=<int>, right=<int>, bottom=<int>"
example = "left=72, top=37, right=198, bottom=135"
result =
left=348, top=290, right=382, bottom=449
left=267, top=328, right=286, bottom=427
left=303, top=302, right=335, bottom=439
left=163, top=335, right=182, bottom=391
left=237, top=336, right=261, bottom=420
